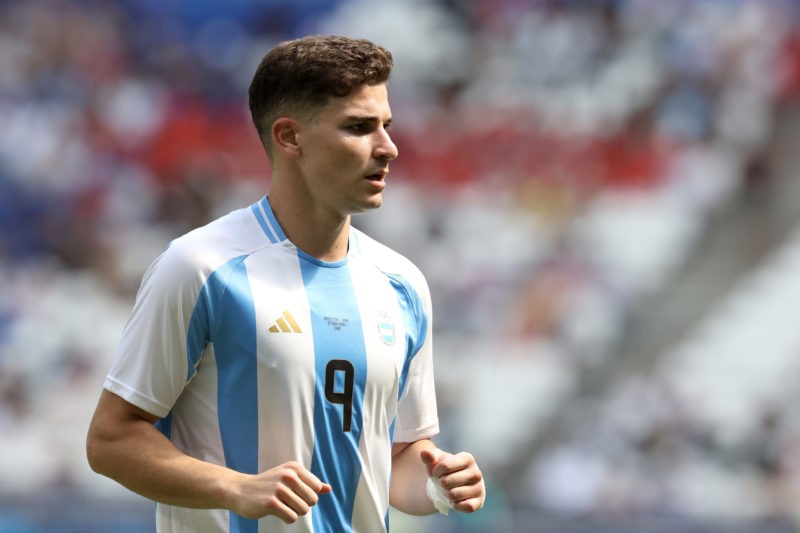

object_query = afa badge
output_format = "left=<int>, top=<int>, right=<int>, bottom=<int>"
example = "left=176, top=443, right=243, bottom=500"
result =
left=376, top=310, right=396, bottom=345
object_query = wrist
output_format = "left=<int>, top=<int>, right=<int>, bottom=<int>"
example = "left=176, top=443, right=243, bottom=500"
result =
left=214, top=468, right=245, bottom=512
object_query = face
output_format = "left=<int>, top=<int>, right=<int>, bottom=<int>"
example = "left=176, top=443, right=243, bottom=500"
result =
left=294, top=83, right=398, bottom=217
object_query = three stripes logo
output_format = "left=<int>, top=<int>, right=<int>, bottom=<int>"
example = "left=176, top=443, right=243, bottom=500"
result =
left=268, top=310, right=302, bottom=334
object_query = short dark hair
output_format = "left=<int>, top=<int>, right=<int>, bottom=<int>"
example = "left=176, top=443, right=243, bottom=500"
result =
left=248, top=35, right=394, bottom=156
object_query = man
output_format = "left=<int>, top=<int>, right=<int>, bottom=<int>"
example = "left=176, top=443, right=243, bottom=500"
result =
left=86, top=35, right=485, bottom=532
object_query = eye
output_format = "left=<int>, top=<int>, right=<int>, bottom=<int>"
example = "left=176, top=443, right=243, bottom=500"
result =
left=344, top=120, right=389, bottom=134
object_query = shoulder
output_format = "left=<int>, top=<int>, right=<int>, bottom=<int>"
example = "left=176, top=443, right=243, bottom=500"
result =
left=148, top=205, right=269, bottom=288
left=350, top=226, right=430, bottom=299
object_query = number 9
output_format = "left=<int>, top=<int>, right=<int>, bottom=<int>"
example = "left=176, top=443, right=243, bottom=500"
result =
left=325, top=359, right=354, bottom=432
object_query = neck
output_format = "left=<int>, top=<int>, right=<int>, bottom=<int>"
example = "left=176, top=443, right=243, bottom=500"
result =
left=268, top=182, right=351, bottom=263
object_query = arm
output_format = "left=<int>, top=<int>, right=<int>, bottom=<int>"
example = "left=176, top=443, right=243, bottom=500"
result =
left=86, top=390, right=331, bottom=523
left=390, top=439, right=485, bottom=516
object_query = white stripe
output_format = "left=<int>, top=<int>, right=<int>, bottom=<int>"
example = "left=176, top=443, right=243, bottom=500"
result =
left=257, top=201, right=282, bottom=243
left=350, top=260, right=405, bottom=532
left=248, top=248, right=317, bottom=533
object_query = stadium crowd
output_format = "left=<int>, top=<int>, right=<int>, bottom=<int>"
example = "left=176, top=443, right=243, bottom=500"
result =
left=2, top=0, right=800, bottom=530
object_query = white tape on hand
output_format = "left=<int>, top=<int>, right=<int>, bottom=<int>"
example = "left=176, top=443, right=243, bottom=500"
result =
left=426, top=476, right=453, bottom=515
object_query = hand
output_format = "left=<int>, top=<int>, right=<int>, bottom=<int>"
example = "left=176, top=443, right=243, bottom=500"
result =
left=227, top=461, right=332, bottom=523
left=420, top=448, right=485, bottom=513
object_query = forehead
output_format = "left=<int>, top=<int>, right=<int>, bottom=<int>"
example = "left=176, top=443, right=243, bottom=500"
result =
left=316, top=83, right=392, bottom=120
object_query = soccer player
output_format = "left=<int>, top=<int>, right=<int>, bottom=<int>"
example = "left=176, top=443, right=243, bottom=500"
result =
left=86, top=35, right=485, bottom=532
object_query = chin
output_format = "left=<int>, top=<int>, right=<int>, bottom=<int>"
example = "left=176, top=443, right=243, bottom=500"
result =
left=351, top=196, right=383, bottom=214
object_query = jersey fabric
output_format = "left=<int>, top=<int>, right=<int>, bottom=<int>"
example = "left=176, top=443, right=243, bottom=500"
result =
left=104, top=195, right=439, bottom=533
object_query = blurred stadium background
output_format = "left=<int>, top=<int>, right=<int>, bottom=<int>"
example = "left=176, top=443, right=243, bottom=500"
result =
left=2, top=0, right=800, bottom=531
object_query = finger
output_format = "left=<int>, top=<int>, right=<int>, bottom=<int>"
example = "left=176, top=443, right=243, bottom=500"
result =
left=452, top=496, right=484, bottom=514
left=430, top=451, right=475, bottom=478
left=444, top=483, right=484, bottom=504
left=275, top=484, right=313, bottom=518
left=290, top=478, right=326, bottom=508
left=296, top=467, right=333, bottom=495
left=419, top=448, right=445, bottom=476
left=276, top=467, right=323, bottom=506
left=263, top=495, right=300, bottom=524
left=438, top=467, right=483, bottom=491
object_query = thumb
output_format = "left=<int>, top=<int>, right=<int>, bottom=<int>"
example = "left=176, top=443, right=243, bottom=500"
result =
left=420, top=448, right=445, bottom=476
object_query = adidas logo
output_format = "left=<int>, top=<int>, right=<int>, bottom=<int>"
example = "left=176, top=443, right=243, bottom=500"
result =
left=268, top=310, right=302, bottom=333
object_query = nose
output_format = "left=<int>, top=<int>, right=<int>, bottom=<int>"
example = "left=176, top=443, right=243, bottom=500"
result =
left=374, top=127, right=398, bottom=161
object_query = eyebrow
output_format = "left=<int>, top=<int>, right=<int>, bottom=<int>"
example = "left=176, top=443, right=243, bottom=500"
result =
left=345, top=115, right=393, bottom=125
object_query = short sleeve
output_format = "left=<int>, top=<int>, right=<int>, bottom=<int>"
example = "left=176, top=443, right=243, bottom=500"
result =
left=103, top=242, right=209, bottom=418
left=390, top=274, right=439, bottom=443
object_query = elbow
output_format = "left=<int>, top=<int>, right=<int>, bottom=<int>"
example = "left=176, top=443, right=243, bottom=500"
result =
left=85, top=422, right=112, bottom=476
left=85, top=429, right=103, bottom=474
left=85, top=390, right=154, bottom=478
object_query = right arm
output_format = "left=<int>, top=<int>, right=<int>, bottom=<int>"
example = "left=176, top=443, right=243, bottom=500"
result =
left=86, top=389, right=331, bottom=523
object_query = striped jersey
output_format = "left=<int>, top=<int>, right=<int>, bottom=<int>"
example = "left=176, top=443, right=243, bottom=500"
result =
left=104, top=195, right=439, bottom=533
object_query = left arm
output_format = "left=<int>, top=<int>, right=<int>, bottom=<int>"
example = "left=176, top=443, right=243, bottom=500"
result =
left=390, top=439, right=485, bottom=515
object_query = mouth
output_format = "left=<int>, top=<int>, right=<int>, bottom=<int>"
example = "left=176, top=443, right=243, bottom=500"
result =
left=365, top=168, right=389, bottom=181
left=365, top=170, right=388, bottom=181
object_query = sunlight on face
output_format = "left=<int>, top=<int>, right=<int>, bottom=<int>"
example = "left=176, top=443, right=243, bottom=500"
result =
left=296, top=83, right=398, bottom=217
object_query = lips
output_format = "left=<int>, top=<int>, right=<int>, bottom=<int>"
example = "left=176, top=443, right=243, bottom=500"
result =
left=365, top=171, right=387, bottom=181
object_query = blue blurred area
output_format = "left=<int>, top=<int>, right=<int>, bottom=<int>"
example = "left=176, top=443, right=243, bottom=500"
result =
left=3, top=0, right=800, bottom=531
left=123, top=0, right=343, bottom=34
left=0, top=494, right=154, bottom=533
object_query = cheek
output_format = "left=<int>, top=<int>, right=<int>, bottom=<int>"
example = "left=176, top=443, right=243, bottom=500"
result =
left=323, top=141, right=366, bottom=169
left=302, top=133, right=366, bottom=179
left=307, top=149, right=351, bottom=187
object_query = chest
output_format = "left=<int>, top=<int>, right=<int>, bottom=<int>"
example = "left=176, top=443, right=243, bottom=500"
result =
left=215, top=253, right=409, bottom=403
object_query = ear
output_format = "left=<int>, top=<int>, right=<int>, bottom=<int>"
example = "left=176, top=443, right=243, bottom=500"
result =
left=272, top=117, right=302, bottom=158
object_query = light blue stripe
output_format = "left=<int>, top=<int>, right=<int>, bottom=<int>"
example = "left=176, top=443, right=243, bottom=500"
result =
left=185, top=265, right=226, bottom=381
left=385, top=273, right=428, bottom=401
left=300, top=258, right=366, bottom=532
left=261, top=196, right=287, bottom=242
left=250, top=204, right=278, bottom=243
left=154, top=410, right=173, bottom=439
left=201, top=256, right=259, bottom=533
left=386, top=419, right=395, bottom=532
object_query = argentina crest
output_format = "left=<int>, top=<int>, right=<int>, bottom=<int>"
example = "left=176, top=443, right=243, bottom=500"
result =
left=375, top=309, right=396, bottom=345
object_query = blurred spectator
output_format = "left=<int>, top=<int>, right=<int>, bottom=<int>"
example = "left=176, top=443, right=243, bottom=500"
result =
left=1, top=0, right=799, bottom=531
